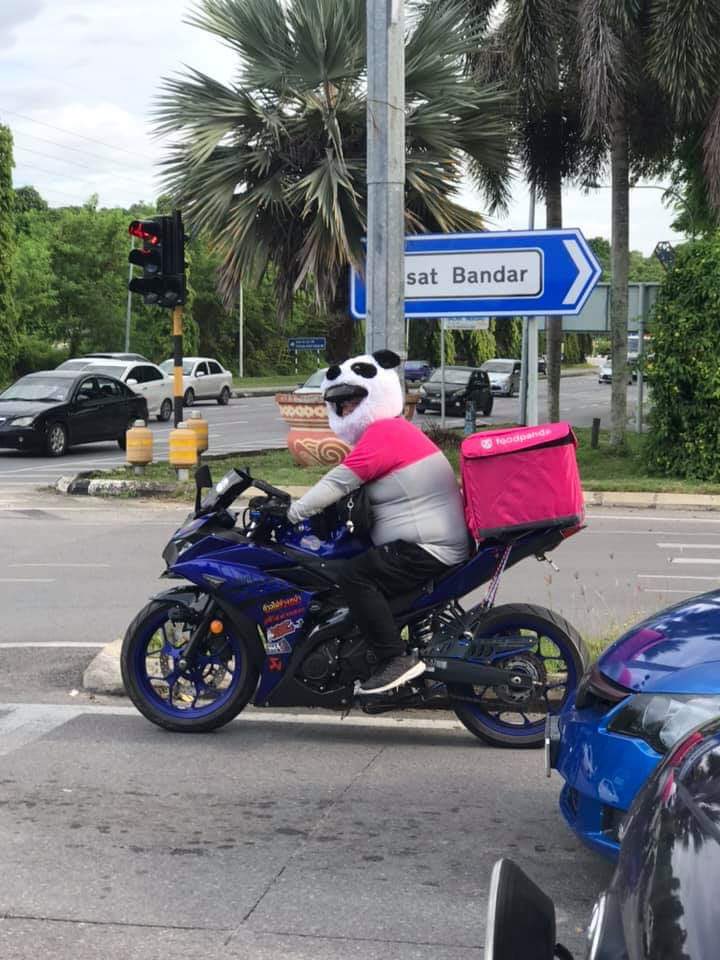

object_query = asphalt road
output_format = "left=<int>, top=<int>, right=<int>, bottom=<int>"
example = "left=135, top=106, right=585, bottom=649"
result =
left=2, top=495, right=711, bottom=959
left=0, top=702, right=611, bottom=959
left=0, top=374, right=637, bottom=493
left=0, top=494, right=712, bottom=652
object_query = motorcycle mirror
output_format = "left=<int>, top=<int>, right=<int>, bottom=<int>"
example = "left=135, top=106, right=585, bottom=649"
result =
left=194, top=465, right=213, bottom=515
left=484, top=859, right=559, bottom=960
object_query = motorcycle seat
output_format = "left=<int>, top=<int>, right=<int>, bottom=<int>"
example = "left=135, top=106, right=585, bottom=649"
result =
left=388, top=563, right=464, bottom=614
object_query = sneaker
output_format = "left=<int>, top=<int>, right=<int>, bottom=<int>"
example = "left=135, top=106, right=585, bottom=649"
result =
left=358, top=654, right=426, bottom=696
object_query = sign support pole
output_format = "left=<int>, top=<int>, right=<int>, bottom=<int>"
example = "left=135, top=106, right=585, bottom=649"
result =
left=526, top=187, right=538, bottom=425
left=440, top=318, right=446, bottom=428
left=366, top=0, right=405, bottom=358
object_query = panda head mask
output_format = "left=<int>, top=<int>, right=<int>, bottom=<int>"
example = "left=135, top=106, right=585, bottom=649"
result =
left=322, top=350, right=403, bottom=446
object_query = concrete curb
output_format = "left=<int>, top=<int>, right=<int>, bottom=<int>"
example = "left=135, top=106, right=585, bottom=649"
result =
left=584, top=490, right=720, bottom=511
left=56, top=472, right=720, bottom=512
left=56, top=475, right=178, bottom=498
left=83, top=638, right=124, bottom=695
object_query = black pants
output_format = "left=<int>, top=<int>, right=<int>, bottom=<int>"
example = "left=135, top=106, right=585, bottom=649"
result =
left=336, top=541, right=450, bottom=661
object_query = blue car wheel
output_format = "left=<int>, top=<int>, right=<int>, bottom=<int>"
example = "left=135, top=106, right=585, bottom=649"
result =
left=451, top=603, right=587, bottom=748
left=121, top=599, right=259, bottom=732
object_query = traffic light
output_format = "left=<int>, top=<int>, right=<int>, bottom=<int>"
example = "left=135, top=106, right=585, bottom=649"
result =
left=128, top=210, right=186, bottom=308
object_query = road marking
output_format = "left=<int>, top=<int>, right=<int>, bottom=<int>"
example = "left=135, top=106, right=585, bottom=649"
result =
left=657, top=543, right=720, bottom=549
left=639, top=574, right=720, bottom=581
left=0, top=701, right=466, bottom=733
left=641, top=589, right=701, bottom=595
left=592, top=514, right=720, bottom=524
left=0, top=642, right=105, bottom=649
left=671, top=558, right=720, bottom=565
left=0, top=577, right=55, bottom=583
left=9, top=563, right=111, bottom=569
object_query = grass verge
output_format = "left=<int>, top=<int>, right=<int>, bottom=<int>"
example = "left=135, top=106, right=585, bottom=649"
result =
left=233, top=375, right=303, bottom=389
left=89, top=421, right=720, bottom=497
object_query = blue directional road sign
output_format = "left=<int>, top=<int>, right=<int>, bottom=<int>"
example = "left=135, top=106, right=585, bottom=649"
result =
left=350, top=230, right=602, bottom=319
left=288, top=337, right=327, bottom=351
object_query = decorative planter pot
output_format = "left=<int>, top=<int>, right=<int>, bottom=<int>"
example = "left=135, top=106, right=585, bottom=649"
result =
left=275, top=391, right=420, bottom=467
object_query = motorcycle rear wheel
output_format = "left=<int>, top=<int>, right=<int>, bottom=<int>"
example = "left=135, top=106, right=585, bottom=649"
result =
left=449, top=603, right=587, bottom=748
left=121, top=599, right=259, bottom=733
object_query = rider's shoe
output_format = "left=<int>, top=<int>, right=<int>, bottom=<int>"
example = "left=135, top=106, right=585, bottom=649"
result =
left=358, top=654, right=426, bottom=696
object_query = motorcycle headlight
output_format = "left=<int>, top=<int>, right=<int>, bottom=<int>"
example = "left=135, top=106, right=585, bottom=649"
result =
left=12, top=416, right=35, bottom=427
left=608, top=693, right=720, bottom=754
left=162, top=538, right=193, bottom=568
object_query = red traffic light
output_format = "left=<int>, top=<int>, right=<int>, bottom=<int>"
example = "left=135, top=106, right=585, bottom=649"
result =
left=129, top=220, right=161, bottom=245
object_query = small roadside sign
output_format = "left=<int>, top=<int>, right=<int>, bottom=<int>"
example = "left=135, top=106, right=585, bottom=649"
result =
left=443, top=318, right=490, bottom=331
left=288, top=337, right=327, bottom=351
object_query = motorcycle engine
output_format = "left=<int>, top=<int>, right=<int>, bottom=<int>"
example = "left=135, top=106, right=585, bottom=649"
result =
left=301, top=639, right=340, bottom=682
left=299, top=633, right=375, bottom=689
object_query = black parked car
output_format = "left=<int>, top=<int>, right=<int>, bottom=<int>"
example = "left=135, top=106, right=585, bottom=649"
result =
left=485, top=716, right=720, bottom=959
left=416, top=366, right=493, bottom=417
left=0, top=371, right=148, bottom=457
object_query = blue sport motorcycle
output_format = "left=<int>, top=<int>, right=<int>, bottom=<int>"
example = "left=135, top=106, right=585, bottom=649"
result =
left=121, top=466, right=588, bottom=747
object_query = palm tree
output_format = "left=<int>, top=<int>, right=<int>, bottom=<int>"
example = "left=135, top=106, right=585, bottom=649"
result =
left=155, top=0, right=512, bottom=359
left=471, top=1, right=603, bottom=423
left=577, top=0, right=718, bottom=448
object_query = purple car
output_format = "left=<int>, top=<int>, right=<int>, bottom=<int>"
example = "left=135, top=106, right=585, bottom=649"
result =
left=404, top=360, right=433, bottom=382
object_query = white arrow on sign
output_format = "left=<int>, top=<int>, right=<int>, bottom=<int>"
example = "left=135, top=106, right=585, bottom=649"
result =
left=562, top=239, right=594, bottom=306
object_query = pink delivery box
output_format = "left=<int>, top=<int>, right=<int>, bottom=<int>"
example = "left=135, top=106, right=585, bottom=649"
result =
left=460, top=422, right=584, bottom=541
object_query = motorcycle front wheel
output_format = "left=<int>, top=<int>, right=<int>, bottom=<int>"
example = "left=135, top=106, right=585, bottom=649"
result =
left=449, top=603, right=587, bottom=748
left=121, top=599, right=259, bottom=733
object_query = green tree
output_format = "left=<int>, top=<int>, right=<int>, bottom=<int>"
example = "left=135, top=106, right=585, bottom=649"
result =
left=645, top=234, right=720, bottom=481
left=588, top=237, right=611, bottom=280
left=0, top=125, right=18, bottom=381
left=492, top=317, right=522, bottom=358
left=475, top=0, right=603, bottom=422
left=155, top=0, right=511, bottom=360
left=13, top=210, right=57, bottom=336
left=14, top=185, right=48, bottom=222
left=577, top=0, right=720, bottom=447
left=49, top=201, right=129, bottom=354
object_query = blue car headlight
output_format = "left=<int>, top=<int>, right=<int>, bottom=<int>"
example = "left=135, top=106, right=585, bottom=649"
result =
left=607, top=693, right=720, bottom=754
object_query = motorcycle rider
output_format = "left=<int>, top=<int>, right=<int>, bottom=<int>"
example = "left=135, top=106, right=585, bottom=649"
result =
left=287, top=350, right=469, bottom=695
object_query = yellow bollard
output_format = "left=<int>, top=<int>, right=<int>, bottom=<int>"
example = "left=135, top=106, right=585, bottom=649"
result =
left=126, top=420, right=153, bottom=476
left=187, top=410, right=208, bottom=455
left=168, top=421, right=198, bottom=481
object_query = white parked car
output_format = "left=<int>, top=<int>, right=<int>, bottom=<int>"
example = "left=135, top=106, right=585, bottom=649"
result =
left=481, top=359, right=522, bottom=397
left=79, top=360, right=174, bottom=421
left=293, top=368, right=328, bottom=394
left=159, top=357, right=233, bottom=407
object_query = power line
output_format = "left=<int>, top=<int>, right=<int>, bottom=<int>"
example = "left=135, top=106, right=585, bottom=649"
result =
left=0, top=105, right=141, bottom=159
left=15, top=144, right=157, bottom=194
left=13, top=160, right=152, bottom=199
left=12, top=129, right=151, bottom=185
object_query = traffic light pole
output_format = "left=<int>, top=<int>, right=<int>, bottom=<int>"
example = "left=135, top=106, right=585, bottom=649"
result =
left=172, top=306, right=184, bottom=426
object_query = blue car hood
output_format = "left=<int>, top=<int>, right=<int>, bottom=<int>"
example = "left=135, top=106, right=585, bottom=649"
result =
left=599, top=590, right=720, bottom=693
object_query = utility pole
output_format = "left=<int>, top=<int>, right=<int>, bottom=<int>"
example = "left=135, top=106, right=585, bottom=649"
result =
left=519, top=185, right=539, bottom=425
left=365, top=0, right=405, bottom=358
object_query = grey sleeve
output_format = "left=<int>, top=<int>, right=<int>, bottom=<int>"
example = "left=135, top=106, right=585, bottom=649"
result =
left=287, top=464, right=361, bottom=523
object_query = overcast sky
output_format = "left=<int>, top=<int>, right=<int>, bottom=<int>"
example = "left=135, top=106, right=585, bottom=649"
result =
left=2, top=0, right=685, bottom=254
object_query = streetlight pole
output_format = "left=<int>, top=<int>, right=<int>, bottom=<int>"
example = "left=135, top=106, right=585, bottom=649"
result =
left=365, top=0, right=405, bottom=358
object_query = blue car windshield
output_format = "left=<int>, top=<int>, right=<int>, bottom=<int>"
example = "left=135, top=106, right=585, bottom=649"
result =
left=0, top=377, right=70, bottom=402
